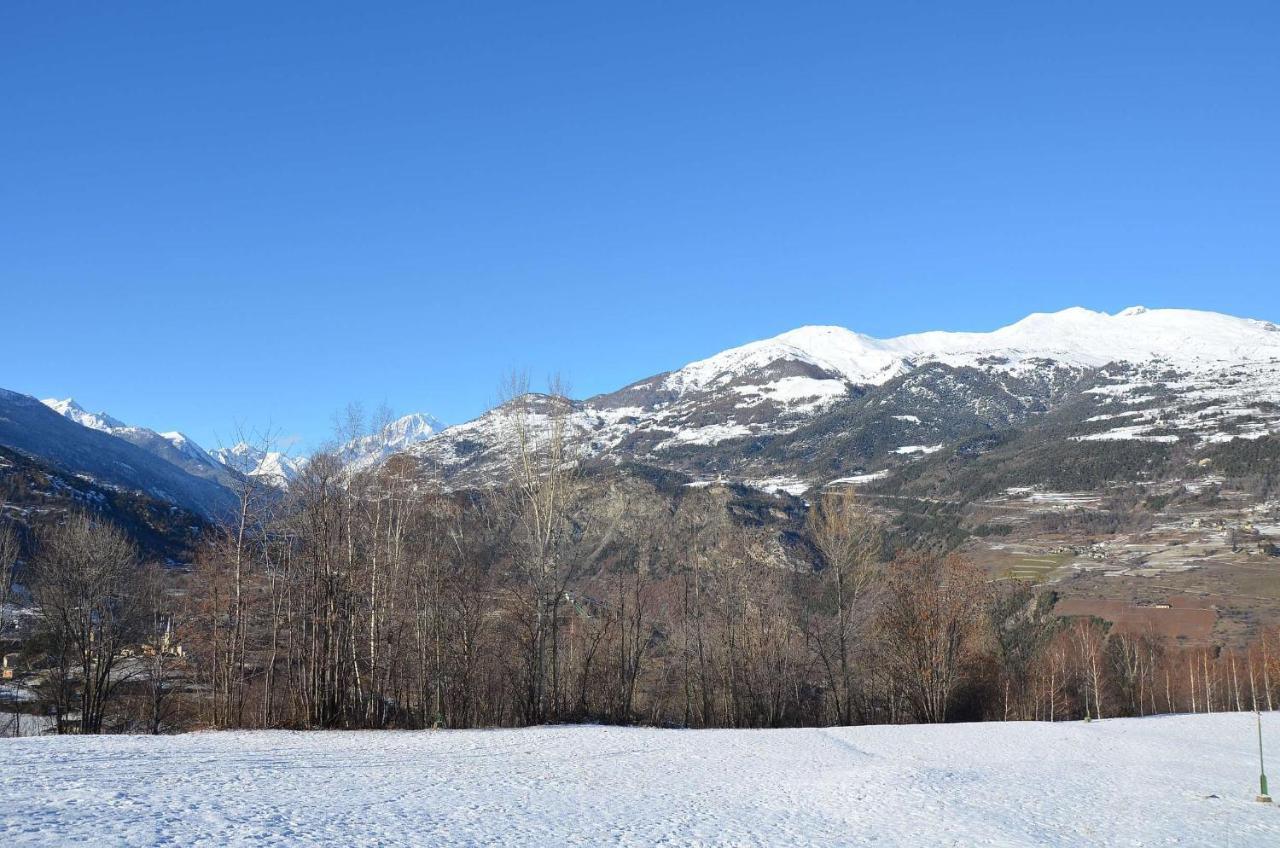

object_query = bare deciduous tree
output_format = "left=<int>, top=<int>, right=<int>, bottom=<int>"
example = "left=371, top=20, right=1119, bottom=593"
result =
left=30, top=514, right=144, bottom=733
left=0, top=519, right=18, bottom=637
left=877, top=553, right=989, bottom=723
left=808, top=488, right=880, bottom=725
left=502, top=372, right=581, bottom=723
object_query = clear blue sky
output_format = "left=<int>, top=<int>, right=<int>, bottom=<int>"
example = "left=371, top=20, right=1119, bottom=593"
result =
left=3, top=2, right=1278, bottom=451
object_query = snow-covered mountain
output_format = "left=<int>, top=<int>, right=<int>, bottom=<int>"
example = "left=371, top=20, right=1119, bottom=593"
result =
left=661, top=306, right=1280, bottom=397
left=41, top=397, right=129, bottom=433
left=340, top=412, right=444, bottom=472
left=39, top=397, right=442, bottom=491
left=158, top=430, right=224, bottom=471
left=402, top=306, right=1280, bottom=489
left=11, top=306, right=1280, bottom=503
left=211, top=443, right=307, bottom=488
left=206, top=411, right=442, bottom=485
left=41, top=398, right=244, bottom=493
left=0, top=389, right=238, bottom=518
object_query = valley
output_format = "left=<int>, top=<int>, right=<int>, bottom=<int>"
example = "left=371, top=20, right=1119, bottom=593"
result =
left=3, top=305, right=1279, bottom=736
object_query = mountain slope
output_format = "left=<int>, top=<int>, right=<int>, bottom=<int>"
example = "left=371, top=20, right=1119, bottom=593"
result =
left=41, top=398, right=244, bottom=493
left=340, top=412, right=444, bottom=472
left=399, top=307, right=1280, bottom=490
left=0, top=389, right=237, bottom=518
left=0, top=444, right=205, bottom=560
left=211, top=443, right=307, bottom=487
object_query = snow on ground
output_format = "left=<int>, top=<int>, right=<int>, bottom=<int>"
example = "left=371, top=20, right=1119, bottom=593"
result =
left=1074, top=426, right=1181, bottom=443
left=0, top=712, right=55, bottom=738
left=891, top=443, right=944, bottom=455
left=746, top=477, right=810, bottom=496
left=827, top=470, right=890, bottom=486
left=2, top=714, right=1278, bottom=846
left=661, top=422, right=754, bottom=447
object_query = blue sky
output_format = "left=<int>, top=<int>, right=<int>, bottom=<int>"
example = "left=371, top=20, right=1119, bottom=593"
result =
left=3, top=2, right=1278, bottom=451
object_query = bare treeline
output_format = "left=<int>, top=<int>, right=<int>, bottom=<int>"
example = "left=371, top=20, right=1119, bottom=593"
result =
left=7, top=394, right=1280, bottom=734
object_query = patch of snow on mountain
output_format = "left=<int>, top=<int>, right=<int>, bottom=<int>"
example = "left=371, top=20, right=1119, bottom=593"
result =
left=827, top=470, right=891, bottom=486
left=747, top=477, right=810, bottom=496
left=40, top=398, right=128, bottom=433
left=731, top=376, right=850, bottom=414
left=658, top=422, right=753, bottom=448
left=1085, top=410, right=1143, bottom=423
left=1074, top=427, right=1180, bottom=443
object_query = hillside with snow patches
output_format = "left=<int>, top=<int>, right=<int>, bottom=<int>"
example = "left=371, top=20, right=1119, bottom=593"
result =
left=7, top=306, right=1280, bottom=508
left=403, top=306, right=1280, bottom=489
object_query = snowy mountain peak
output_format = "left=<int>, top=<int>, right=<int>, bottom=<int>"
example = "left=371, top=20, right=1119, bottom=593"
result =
left=952, top=305, right=1280, bottom=368
left=380, top=412, right=445, bottom=445
left=159, top=431, right=221, bottom=468
left=211, top=442, right=306, bottom=487
left=342, top=412, right=445, bottom=471
left=41, top=397, right=128, bottom=433
left=672, top=306, right=1280, bottom=399
left=665, top=325, right=905, bottom=392
left=38, top=396, right=245, bottom=496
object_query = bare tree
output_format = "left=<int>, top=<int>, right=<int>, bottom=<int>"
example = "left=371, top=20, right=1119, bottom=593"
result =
left=0, top=519, right=18, bottom=637
left=877, top=553, right=989, bottom=723
left=30, top=514, right=144, bottom=733
left=0, top=519, right=19, bottom=737
left=209, top=425, right=280, bottom=727
left=501, top=372, right=581, bottom=723
left=1070, top=618, right=1108, bottom=719
left=808, top=488, right=880, bottom=725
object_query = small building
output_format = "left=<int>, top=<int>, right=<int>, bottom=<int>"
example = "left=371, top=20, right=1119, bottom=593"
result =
left=139, top=619, right=184, bottom=658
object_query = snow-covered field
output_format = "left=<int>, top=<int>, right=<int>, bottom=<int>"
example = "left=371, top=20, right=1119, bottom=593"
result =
left=3, top=714, right=1278, bottom=846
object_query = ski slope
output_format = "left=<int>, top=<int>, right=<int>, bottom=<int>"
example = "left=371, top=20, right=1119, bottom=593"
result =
left=2, top=714, right=1278, bottom=846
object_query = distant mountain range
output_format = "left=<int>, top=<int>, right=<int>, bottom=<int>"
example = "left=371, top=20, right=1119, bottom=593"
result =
left=0, top=393, right=445, bottom=522
left=207, top=442, right=307, bottom=488
left=3, top=306, right=1278, bottom=523
left=404, top=306, right=1280, bottom=492
left=40, top=397, right=245, bottom=494
left=0, top=389, right=240, bottom=520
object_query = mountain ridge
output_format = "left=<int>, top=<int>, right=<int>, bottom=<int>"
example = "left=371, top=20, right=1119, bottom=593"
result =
left=0, top=389, right=239, bottom=518
left=398, top=306, right=1280, bottom=491
left=8, top=306, right=1278, bottom=507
